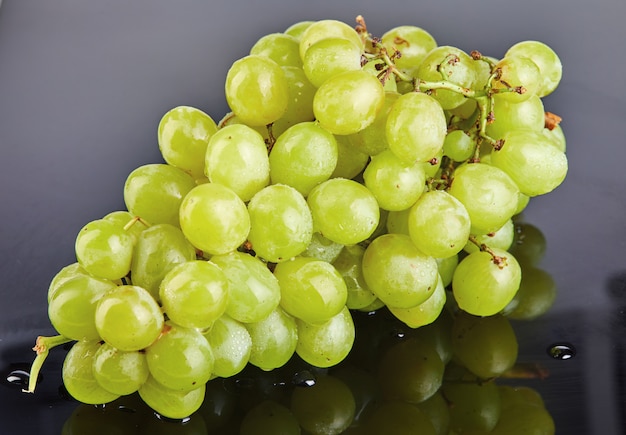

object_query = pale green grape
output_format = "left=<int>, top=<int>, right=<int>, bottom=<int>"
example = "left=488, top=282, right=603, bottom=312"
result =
left=386, top=91, right=447, bottom=163
left=347, top=91, right=400, bottom=156
left=95, top=285, right=164, bottom=351
left=47, top=262, right=89, bottom=303
left=146, top=322, right=214, bottom=391
left=244, top=306, right=298, bottom=371
left=48, top=274, right=116, bottom=341
left=295, top=306, right=355, bottom=368
left=503, top=265, right=557, bottom=320
left=452, top=248, right=522, bottom=316
left=210, top=251, right=281, bottom=323
left=463, top=219, right=514, bottom=254
left=138, top=375, right=205, bottom=420
left=332, top=245, right=377, bottom=310
left=158, top=106, right=218, bottom=179
left=388, top=273, right=446, bottom=328
left=204, top=124, right=270, bottom=202
left=92, top=342, right=149, bottom=396
left=421, top=149, right=443, bottom=177
left=448, top=162, right=520, bottom=234
left=491, top=129, right=568, bottom=197
left=102, top=210, right=147, bottom=243
left=284, top=20, right=315, bottom=41
left=225, top=55, right=289, bottom=126
left=63, top=340, right=120, bottom=405
left=179, top=183, right=251, bottom=255
left=301, top=232, right=344, bottom=263
left=130, top=223, right=196, bottom=300
left=298, top=19, right=364, bottom=60
left=303, top=37, right=362, bottom=87
left=247, top=184, right=313, bottom=262
left=250, top=32, right=303, bottom=68
left=492, top=55, right=541, bottom=102
left=442, top=381, right=501, bottom=433
left=124, top=163, right=196, bottom=227
left=272, top=66, right=317, bottom=136
left=362, top=59, right=398, bottom=92
left=443, top=130, right=476, bottom=162
left=203, top=314, right=252, bottom=378
left=74, top=218, right=134, bottom=281
left=505, top=40, right=562, bottom=97
left=269, top=121, right=338, bottom=196
left=381, top=25, right=437, bottom=77
left=273, top=256, right=347, bottom=325
left=159, top=260, right=229, bottom=330
left=240, top=400, right=301, bottom=435
left=307, top=178, right=379, bottom=245
left=331, top=134, right=369, bottom=179
left=542, top=124, right=566, bottom=152
left=313, top=69, right=385, bottom=135
left=386, top=207, right=410, bottom=235
left=436, top=254, right=458, bottom=288
left=486, top=94, right=545, bottom=140
left=362, top=233, right=438, bottom=308
left=363, top=149, right=427, bottom=211
left=407, top=190, right=471, bottom=258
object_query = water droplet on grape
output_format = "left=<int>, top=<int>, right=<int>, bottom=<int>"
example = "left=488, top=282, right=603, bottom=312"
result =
left=547, top=343, right=576, bottom=360
left=292, top=370, right=316, bottom=387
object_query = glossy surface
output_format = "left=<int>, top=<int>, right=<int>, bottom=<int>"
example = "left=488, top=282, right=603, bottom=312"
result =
left=1, top=1, right=625, bottom=434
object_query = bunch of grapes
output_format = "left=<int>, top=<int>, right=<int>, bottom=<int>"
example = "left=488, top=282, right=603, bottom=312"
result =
left=26, top=16, right=566, bottom=421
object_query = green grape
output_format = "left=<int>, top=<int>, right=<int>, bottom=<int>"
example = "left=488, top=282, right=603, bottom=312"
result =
left=515, top=192, right=531, bottom=215
left=295, top=306, right=355, bottom=368
left=363, top=149, right=427, bottom=211
left=290, top=374, right=356, bottom=435
left=360, top=401, right=437, bottom=435
left=95, top=285, right=164, bottom=351
left=303, top=37, right=362, bottom=87
left=409, top=308, right=455, bottom=365
left=443, top=130, right=476, bottom=162
left=204, top=124, right=270, bottom=202
left=451, top=312, right=518, bottom=379
left=331, top=134, right=369, bottom=179
left=307, top=178, right=379, bottom=246
left=301, top=232, right=344, bottom=263
left=347, top=91, right=400, bottom=156
left=240, top=400, right=301, bottom=435
left=472, top=57, right=496, bottom=91
left=250, top=32, right=303, bottom=68
left=146, top=322, right=214, bottom=392
left=269, top=121, right=338, bottom=196
left=138, top=375, right=205, bottom=420
left=452, top=248, right=522, bottom=316
left=362, top=59, right=398, bottom=92
left=159, top=260, right=229, bottom=330
left=416, top=46, right=477, bottom=109
left=332, top=245, right=377, bottom=310
left=485, top=94, right=545, bottom=140
left=63, top=340, right=120, bottom=405
left=179, top=183, right=251, bottom=255
left=407, top=190, right=471, bottom=258
left=491, top=129, right=568, bottom=197
left=421, top=149, right=443, bottom=177
left=124, top=163, right=196, bottom=227
left=158, top=106, right=218, bottom=180
left=74, top=218, right=135, bottom=281
left=47, top=262, right=89, bottom=303
left=381, top=25, right=437, bottom=77
left=436, top=254, right=458, bottom=288
left=448, top=162, right=520, bottom=234
left=130, top=223, right=196, bottom=300
left=313, top=69, right=385, bottom=135
left=225, top=55, right=289, bottom=126
left=284, top=20, right=315, bottom=41
left=463, top=218, right=515, bottom=254
left=92, top=342, right=149, bottom=395
left=388, top=273, right=446, bottom=328
left=505, top=40, right=562, bottom=97
left=542, top=124, right=566, bottom=152
left=274, top=256, right=347, bottom=325
left=244, top=306, right=298, bottom=371
left=48, top=274, right=117, bottom=341
left=247, top=184, right=313, bottom=262
left=492, top=55, right=541, bottom=102
left=272, top=66, right=317, bottom=136
left=362, top=233, right=438, bottom=308
left=503, top=265, right=557, bottom=320
left=357, top=297, right=386, bottom=313
left=442, top=381, right=501, bottom=433
left=203, top=314, right=252, bottom=378
left=490, top=402, right=555, bottom=435
left=209, top=251, right=281, bottom=323
left=386, top=207, right=410, bottom=235
left=415, top=391, right=451, bottom=435
left=385, top=91, right=447, bottom=163
left=298, top=19, right=364, bottom=60
left=102, top=210, right=147, bottom=243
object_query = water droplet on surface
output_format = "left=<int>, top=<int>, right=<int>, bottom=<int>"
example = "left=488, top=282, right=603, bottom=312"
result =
left=155, top=412, right=191, bottom=424
left=94, top=403, right=106, bottom=410
left=117, top=405, right=137, bottom=413
left=5, top=369, right=30, bottom=388
left=292, top=370, right=316, bottom=387
left=547, top=343, right=576, bottom=360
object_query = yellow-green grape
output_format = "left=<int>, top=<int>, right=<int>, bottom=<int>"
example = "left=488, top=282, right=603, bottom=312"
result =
left=47, top=262, right=89, bottom=303
left=464, top=218, right=515, bottom=254
left=491, top=55, right=541, bottom=102
left=203, top=314, right=252, bottom=378
left=386, top=207, right=410, bottom=235
left=485, top=94, right=545, bottom=141
left=159, top=260, right=229, bottom=330
left=381, top=25, right=437, bottom=77
left=442, top=380, right=501, bottom=433
left=385, top=91, right=447, bottom=164
left=332, top=245, right=377, bottom=310
left=63, top=340, right=120, bottom=405
left=503, top=265, right=557, bottom=320
left=331, top=134, right=369, bottom=179
left=244, top=307, right=298, bottom=371
left=240, top=400, right=301, bottom=435
left=225, top=55, right=289, bottom=126
left=95, top=285, right=164, bottom=352
left=387, top=273, right=446, bottom=328
left=442, top=130, right=476, bottom=162
left=250, top=32, right=303, bottom=68
left=272, top=66, right=317, bottom=136
left=298, top=19, right=364, bottom=60
left=138, top=375, right=205, bottom=420
left=303, top=37, right=362, bottom=87
left=157, top=106, right=218, bottom=179
left=542, top=124, right=566, bottom=152
left=123, top=163, right=196, bottom=227
left=284, top=20, right=315, bottom=41
left=362, top=59, right=398, bottom=92
left=359, top=401, right=437, bottom=435
left=451, top=312, right=518, bottom=379
left=204, top=124, right=270, bottom=202
left=301, top=232, right=344, bottom=263
left=102, top=210, right=147, bottom=243
left=362, top=233, right=439, bottom=309
left=179, top=183, right=250, bottom=255
left=92, top=342, right=149, bottom=396
left=436, top=254, right=459, bottom=288
left=347, top=91, right=400, bottom=156
left=290, top=374, right=356, bottom=435
left=505, top=40, right=562, bottom=97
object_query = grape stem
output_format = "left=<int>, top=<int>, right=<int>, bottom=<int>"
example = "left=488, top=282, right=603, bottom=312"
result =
left=467, top=235, right=508, bottom=268
left=24, top=335, right=73, bottom=394
left=123, top=215, right=150, bottom=231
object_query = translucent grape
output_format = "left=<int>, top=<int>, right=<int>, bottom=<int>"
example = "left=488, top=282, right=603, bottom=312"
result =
left=138, top=375, right=205, bottom=420
left=250, top=32, right=302, bottom=68
left=492, top=55, right=541, bottom=102
left=486, top=94, right=545, bottom=140
left=303, top=37, right=362, bottom=87
left=505, top=40, right=562, bottom=97
left=272, top=66, right=317, bottom=135
left=332, top=245, right=377, bottom=310
left=298, top=19, right=363, bottom=60
left=284, top=20, right=314, bottom=41
left=301, top=232, right=344, bottom=263
left=47, top=262, right=89, bottom=303
left=92, top=342, right=149, bottom=396
left=102, top=210, right=146, bottom=243
left=244, top=307, right=298, bottom=371
left=463, top=219, right=515, bottom=254
left=442, top=129, right=476, bottom=162
left=388, top=273, right=446, bottom=328
left=347, top=91, right=400, bottom=156
left=203, top=314, right=252, bottom=378
left=331, top=134, right=369, bottom=179
left=381, top=25, right=437, bottom=77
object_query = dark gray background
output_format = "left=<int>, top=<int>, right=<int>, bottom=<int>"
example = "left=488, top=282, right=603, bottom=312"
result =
left=1, top=0, right=625, bottom=434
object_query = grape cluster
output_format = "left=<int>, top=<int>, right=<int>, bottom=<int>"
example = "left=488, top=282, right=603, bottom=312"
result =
left=28, top=16, right=566, bottom=421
